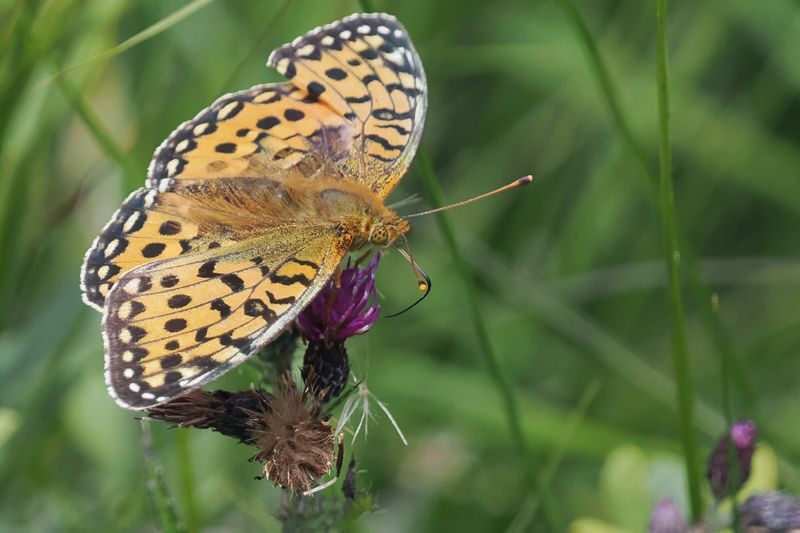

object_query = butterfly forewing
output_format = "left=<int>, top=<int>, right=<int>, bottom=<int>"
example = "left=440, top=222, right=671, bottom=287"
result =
left=147, top=83, right=355, bottom=191
left=268, top=13, right=427, bottom=197
left=81, top=189, right=200, bottom=310
left=103, top=225, right=350, bottom=409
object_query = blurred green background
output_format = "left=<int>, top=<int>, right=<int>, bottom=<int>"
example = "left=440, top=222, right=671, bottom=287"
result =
left=1, top=0, right=799, bottom=531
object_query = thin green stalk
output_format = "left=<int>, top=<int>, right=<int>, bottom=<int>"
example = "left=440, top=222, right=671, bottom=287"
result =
left=556, top=0, right=655, bottom=187
left=506, top=380, right=602, bottom=533
left=176, top=429, right=199, bottom=533
left=141, top=421, right=183, bottom=533
left=40, top=0, right=215, bottom=85
left=557, top=0, right=755, bottom=414
left=56, top=76, right=140, bottom=185
left=416, top=150, right=561, bottom=531
left=655, top=0, right=702, bottom=521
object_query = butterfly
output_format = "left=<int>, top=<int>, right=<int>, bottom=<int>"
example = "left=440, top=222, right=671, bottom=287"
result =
left=80, top=13, right=426, bottom=410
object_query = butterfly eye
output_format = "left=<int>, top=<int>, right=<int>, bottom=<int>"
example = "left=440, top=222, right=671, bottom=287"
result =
left=368, top=224, right=389, bottom=246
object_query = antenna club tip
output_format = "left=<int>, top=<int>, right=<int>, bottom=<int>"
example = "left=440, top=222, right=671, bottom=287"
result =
left=518, top=175, right=534, bottom=185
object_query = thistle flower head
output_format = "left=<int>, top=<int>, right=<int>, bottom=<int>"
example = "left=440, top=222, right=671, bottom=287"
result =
left=297, top=254, right=381, bottom=344
left=147, top=376, right=335, bottom=492
left=707, top=419, right=757, bottom=500
left=250, top=376, right=335, bottom=491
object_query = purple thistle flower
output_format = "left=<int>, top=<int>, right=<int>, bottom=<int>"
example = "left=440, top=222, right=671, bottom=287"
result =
left=707, top=419, right=757, bottom=500
left=297, top=255, right=381, bottom=401
left=297, top=254, right=381, bottom=344
left=648, top=498, right=689, bottom=533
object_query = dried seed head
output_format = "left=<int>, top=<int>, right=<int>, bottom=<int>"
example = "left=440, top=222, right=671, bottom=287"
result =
left=250, top=376, right=334, bottom=491
left=146, top=389, right=263, bottom=442
left=739, top=491, right=800, bottom=530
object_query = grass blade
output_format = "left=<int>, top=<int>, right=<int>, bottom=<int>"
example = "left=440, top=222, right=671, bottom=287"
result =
left=40, top=0, right=216, bottom=85
left=415, top=150, right=562, bottom=530
left=142, top=421, right=184, bottom=533
left=175, top=429, right=199, bottom=533
left=55, top=76, right=140, bottom=185
left=556, top=0, right=655, bottom=187
left=655, top=0, right=702, bottom=520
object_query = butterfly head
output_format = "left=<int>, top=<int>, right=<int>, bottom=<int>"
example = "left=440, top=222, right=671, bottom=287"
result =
left=367, top=217, right=409, bottom=248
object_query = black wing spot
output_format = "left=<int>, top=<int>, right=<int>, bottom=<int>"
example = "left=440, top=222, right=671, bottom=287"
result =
left=138, top=276, right=153, bottom=292
left=165, top=340, right=180, bottom=351
left=210, top=298, right=232, bottom=318
left=195, top=327, right=209, bottom=342
left=160, top=354, right=183, bottom=369
left=164, top=371, right=182, bottom=384
left=359, top=48, right=379, bottom=60
left=325, top=68, right=347, bottom=80
left=160, top=274, right=179, bottom=288
left=127, top=300, right=146, bottom=319
left=167, top=294, right=192, bottom=308
left=257, top=116, right=280, bottom=130
left=220, top=273, right=244, bottom=292
left=164, top=318, right=187, bottom=332
left=159, top=220, right=182, bottom=236
left=307, top=81, right=326, bottom=98
left=126, top=326, right=147, bottom=343
left=198, top=261, right=219, bottom=278
left=283, top=109, right=305, bottom=121
left=215, top=142, right=237, bottom=154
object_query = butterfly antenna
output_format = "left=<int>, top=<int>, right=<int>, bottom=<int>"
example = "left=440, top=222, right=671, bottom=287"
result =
left=403, top=175, right=533, bottom=218
left=384, top=238, right=431, bottom=318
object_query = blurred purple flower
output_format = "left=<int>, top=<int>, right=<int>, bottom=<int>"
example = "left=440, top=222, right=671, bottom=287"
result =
left=297, top=254, right=381, bottom=344
left=739, top=491, right=800, bottom=530
left=648, top=498, right=689, bottom=533
left=707, top=419, right=757, bottom=500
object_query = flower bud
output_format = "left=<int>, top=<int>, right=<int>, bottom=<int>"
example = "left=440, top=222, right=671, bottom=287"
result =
left=648, top=498, right=689, bottom=533
left=707, top=419, right=757, bottom=500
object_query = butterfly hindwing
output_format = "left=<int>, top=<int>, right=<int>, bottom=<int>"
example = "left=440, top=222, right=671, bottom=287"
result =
left=103, top=224, right=351, bottom=409
left=268, top=13, right=427, bottom=198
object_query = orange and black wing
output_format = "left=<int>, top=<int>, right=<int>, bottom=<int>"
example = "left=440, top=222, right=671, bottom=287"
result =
left=268, top=12, right=427, bottom=197
left=103, top=224, right=350, bottom=409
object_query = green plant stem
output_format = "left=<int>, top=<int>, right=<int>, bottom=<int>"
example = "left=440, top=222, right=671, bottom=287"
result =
left=141, top=421, right=183, bottom=533
left=416, top=150, right=561, bottom=530
left=655, top=0, right=702, bottom=521
left=556, top=0, right=655, bottom=187
left=176, top=429, right=199, bottom=533
left=558, top=0, right=756, bottom=414
left=56, top=76, right=140, bottom=185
